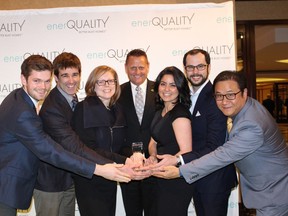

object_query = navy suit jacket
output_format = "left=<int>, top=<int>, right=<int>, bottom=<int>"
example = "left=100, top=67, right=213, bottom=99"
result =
left=182, top=81, right=237, bottom=193
left=35, top=87, right=125, bottom=192
left=0, top=88, right=95, bottom=209
left=118, top=80, right=156, bottom=157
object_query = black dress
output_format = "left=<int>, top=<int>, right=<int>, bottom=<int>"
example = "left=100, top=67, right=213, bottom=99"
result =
left=151, top=103, right=194, bottom=216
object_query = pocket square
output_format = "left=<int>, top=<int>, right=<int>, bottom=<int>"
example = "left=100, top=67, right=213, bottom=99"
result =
left=195, top=111, right=201, bottom=117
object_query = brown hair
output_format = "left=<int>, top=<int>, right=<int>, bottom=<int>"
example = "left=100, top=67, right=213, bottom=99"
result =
left=85, top=65, right=121, bottom=107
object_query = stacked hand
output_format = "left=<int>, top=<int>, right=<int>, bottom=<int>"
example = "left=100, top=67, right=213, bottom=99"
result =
left=135, top=154, right=180, bottom=179
left=94, top=163, right=131, bottom=183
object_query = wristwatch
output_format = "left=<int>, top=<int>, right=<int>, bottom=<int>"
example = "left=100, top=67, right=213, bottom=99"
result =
left=176, top=155, right=182, bottom=167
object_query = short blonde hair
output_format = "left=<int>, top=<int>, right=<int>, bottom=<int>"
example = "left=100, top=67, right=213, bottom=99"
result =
left=85, top=65, right=121, bottom=107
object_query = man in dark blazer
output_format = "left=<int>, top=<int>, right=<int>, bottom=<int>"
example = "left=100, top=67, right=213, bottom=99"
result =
left=119, top=49, right=157, bottom=216
left=34, top=52, right=133, bottom=216
left=154, top=49, right=237, bottom=216
left=0, top=55, right=131, bottom=216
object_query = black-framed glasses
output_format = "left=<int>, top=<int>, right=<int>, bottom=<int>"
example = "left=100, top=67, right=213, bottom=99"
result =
left=214, top=91, right=241, bottom=101
left=96, top=79, right=117, bottom=86
left=185, top=64, right=208, bottom=72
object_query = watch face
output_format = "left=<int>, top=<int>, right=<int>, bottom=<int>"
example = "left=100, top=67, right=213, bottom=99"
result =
left=176, top=156, right=181, bottom=167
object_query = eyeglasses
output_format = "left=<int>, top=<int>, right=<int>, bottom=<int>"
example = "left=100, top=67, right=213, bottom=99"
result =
left=214, top=91, right=241, bottom=101
left=96, top=79, right=117, bottom=86
left=185, top=64, right=208, bottom=72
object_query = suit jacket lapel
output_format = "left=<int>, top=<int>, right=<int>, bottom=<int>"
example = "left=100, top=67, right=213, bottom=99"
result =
left=193, top=82, right=212, bottom=117
left=142, top=80, right=155, bottom=127
left=125, top=82, right=140, bottom=125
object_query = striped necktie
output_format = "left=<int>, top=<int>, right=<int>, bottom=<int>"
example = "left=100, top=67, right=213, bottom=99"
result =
left=72, top=95, right=78, bottom=111
left=135, top=86, right=144, bottom=123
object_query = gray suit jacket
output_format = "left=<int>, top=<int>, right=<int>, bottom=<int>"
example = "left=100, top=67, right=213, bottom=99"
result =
left=180, top=97, right=288, bottom=212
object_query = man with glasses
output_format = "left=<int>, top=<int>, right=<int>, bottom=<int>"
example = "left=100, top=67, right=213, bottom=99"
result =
left=152, top=49, right=237, bottom=216
left=153, top=71, right=288, bottom=216
left=34, top=53, right=135, bottom=216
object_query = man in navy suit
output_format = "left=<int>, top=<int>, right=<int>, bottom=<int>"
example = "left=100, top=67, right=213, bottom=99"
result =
left=33, top=53, right=134, bottom=216
left=0, top=55, right=131, bottom=216
left=153, top=49, right=237, bottom=215
left=154, top=71, right=288, bottom=216
left=119, top=49, right=157, bottom=216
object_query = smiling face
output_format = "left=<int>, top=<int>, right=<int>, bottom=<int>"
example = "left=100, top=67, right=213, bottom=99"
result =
left=94, top=71, right=116, bottom=106
left=54, top=67, right=80, bottom=96
left=185, top=53, right=210, bottom=90
left=215, top=80, right=247, bottom=117
left=21, top=69, right=52, bottom=101
left=125, top=56, right=149, bottom=86
left=158, top=74, right=179, bottom=105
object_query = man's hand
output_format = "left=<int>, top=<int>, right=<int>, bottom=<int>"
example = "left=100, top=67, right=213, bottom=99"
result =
left=130, top=152, right=145, bottom=167
left=118, top=163, right=151, bottom=180
left=152, top=166, right=180, bottom=179
left=94, top=164, right=131, bottom=183
left=144, top=155, right=158, bottom=166
left=150, top=154, right=177, bottom=170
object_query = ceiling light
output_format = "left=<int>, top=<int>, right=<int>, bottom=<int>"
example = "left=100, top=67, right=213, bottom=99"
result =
left=276, top=59, right=288, bottom=64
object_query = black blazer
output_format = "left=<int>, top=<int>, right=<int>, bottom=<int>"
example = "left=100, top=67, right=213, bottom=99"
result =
left=36, top=87, right=124, bottom=192
left=182, top=82, right=237, bottom=193
left=118, top=80, right=157, bottom=157
left=0, top=88, right=95, bottom=209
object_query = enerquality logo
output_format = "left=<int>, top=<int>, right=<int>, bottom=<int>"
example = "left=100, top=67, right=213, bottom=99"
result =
left=172, top=44, right=235, bottom=60
left=3, top=49, right=66, bottom=64
left=0, top=20, right=26, bottom=37
left=66, top=17, right=110, bottom=33
left=106, top=46, right=151, bottom=63
left=22, top=49, right=66, bottom=61
left=131, top=14, right=195, bottom=31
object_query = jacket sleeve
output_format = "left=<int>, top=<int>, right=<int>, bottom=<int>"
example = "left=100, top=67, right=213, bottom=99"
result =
left=182, top=98, right=227, bottom=163
left=15, top=110, right=95, bottom=179
left=40, top=104, right=114, bottom=165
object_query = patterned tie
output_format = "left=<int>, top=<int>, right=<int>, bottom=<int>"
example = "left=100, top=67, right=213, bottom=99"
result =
left=135, top=86, right=144, bottom=123
left=227, top=117, right=233, bottom=133
left=72, top=95, right=78, bottom=111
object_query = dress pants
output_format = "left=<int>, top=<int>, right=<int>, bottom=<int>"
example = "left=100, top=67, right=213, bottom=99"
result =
left=193, top=189, right=231, bottom=216
left=73, top=175, right=117, bottom=216
left=33, top=185, right=75, bottom=216
left=0, top=202, right=17, bottom=216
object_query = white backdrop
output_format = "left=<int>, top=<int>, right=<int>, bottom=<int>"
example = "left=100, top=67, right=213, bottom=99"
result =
left=0, top=2, right=239, bottom=215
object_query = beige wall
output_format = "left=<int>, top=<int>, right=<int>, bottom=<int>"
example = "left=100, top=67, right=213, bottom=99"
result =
left=1, top=0, right=288, bottom=21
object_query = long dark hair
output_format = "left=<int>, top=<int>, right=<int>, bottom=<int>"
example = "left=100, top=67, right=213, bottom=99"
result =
left=154, top=66, right=191, bottom=110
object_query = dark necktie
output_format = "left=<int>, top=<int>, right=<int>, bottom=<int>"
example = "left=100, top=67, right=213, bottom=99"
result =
left=72, top=95, right=78, bottom=111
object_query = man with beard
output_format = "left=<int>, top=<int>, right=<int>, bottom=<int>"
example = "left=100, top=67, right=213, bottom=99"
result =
left=154, top=49, right=237, bottom=216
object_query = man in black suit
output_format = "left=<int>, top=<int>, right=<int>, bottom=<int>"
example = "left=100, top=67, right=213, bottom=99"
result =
left=33, top=52, right=137, bottom=216
left=153, top=49, right=238, bottom=216
left=0, top=55, right=131, bottom=216
left=119, top=49, right=157, bottom=216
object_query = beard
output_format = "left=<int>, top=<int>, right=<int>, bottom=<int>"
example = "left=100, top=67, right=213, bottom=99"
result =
left=188, top=74, right=207, bottom=87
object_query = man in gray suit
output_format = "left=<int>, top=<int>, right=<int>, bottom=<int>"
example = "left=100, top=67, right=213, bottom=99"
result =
left=153, top=71, right=288, bottom=216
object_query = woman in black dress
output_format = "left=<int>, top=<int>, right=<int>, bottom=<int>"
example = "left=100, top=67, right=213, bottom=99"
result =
left=148, top=66, right=194, bottom=216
